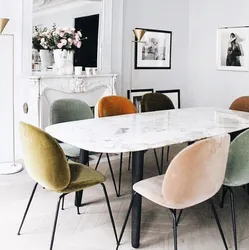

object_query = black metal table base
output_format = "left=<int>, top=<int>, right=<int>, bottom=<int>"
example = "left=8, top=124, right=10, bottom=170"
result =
left=131, top=151, right=145, bottom=248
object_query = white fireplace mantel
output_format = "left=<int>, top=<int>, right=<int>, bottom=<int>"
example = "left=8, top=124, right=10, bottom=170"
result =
left=23, top=73, right=117, bottom=129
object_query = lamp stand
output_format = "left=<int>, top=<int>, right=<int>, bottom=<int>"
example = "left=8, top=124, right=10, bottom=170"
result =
left=0, top=34, right=23, bottom=175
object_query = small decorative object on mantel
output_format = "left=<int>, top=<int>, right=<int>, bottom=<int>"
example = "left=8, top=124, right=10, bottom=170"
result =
left=134, top=28, right=172, bottom=69
left=85, top=67, right=98, bottom=76
left=127, top=88, right=154, bottom=112
left=216, top=26, right=249, bottom=71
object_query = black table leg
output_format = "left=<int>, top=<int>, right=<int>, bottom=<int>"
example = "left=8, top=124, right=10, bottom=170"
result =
left=131, top=151, right=145, bottom=248
left=74, top=149, right=89, bottom=207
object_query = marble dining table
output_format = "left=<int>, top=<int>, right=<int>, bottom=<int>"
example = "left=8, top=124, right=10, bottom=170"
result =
left=45, top=107, right=249, bottom=248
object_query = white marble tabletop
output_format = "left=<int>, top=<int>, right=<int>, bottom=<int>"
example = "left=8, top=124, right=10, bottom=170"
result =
left=45, top=107, right=249, bottom=153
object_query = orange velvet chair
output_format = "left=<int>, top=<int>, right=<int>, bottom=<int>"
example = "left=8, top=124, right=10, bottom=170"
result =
left=229, top=96, right=249, bottom=141
left=230, top=96, right=249, bottom=112
left=96, top=95, right=136, bottom=197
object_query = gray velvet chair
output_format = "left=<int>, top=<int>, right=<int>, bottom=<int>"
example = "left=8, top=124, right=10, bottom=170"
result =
left=50, top=98, right=93, bottom=159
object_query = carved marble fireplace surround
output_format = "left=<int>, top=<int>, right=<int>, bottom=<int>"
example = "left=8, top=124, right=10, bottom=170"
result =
left=24, top=73, right=117, bottom=129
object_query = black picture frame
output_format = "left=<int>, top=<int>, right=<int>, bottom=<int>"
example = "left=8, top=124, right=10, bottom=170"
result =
left=156, top=89, right=181, bottom=109
left=127, top=88, right=154, bottom=112
left=134, top=28, right=172, bottom=70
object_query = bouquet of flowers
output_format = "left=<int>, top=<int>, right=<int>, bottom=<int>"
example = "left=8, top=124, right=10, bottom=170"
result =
left=32, top=26, right=55, bottom=52
left=32, top=24, right=85, bottom=52
left=52, top=27, right=84, bottom=51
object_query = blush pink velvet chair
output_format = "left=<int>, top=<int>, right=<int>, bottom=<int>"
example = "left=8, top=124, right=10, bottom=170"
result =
left=117, top=134, right=230, bottom=250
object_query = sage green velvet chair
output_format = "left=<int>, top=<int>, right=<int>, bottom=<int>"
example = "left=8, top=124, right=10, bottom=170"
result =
left=50, top=99, right=93, bottom=158
left=141, top=93, right=175, bottom=174
left=220, top=129, right=249, bottom=250
left=17, top=122, right=117, bottom=250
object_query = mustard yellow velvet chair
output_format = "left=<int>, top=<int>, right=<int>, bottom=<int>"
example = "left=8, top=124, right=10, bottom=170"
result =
left=96, top=95, right=136, bottom=197
left=117, top=134, right=230, bottom=250
left=17, top=122, right=118, bottom=250
left=141, top=92, right=175, bottom=174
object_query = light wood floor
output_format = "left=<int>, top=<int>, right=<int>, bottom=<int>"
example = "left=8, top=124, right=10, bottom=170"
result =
left=1, top=144, right=249, bottom=250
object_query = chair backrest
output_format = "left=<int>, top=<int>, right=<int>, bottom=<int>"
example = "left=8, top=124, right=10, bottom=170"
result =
left=162, top=134, right=230, bottom=209
left=141, top=93, right=175, bottom=112
left=230, top=96, right=249, bottom=112
left=224, top=129, right=249, bottom=186
left=98, top=95, right=136, bottom=117
left=50, top=98, right=93, bottom=124
left=19, top=122, right=70, bottom=191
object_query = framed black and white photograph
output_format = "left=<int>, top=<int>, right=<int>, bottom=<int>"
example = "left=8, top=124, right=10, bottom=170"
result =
left=135, top=28, right=172, bottom=69
left=127, top=88, right=154, bottom=112
left=217, top=27, right=249, bottom=71
left=156, top=89, right=180, bottom=109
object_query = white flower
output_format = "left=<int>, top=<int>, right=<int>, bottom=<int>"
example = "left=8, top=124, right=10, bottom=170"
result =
left=77, top=31, right=82, bottom=37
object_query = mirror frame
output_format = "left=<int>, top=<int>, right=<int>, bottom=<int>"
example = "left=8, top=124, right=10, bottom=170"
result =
left=21, top=0, right=123, bottom=76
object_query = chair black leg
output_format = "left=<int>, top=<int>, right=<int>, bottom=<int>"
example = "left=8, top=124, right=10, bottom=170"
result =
left=153, top=149, right=161, bottom=174
left=169, top=209, right=178, bottom=250
left=75, top=191, right=82, bottom=215
left=61, top=196, right=65, bottom=210
left=116, top=193, right=137, bottom=250
left=220, top=186, right=228, bottom=208
left=95, top=153, right=103, bottom=170
left=17, top=183, right=38, bottom=235
left=227, top=187, right=238, bottom=250
left=209, top=199, right=228, bottom=250
left=176, top=210, right=183, bottom=227
left=49, top=194, right=65, bottom=250
left=160, top=147, right=164, bottom=174
left=166, top=146, right=170, bottom=162
left=118, top=153, right=123, bottom=197
left=106, top=153, right=119, bottom=197
left=101, top=183, right=118, bottom=245
left=128, top=152, right=131, bottom=171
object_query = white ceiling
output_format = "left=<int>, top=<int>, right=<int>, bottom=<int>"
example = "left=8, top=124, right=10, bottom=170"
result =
left=33, top=0, right=102, bottom=12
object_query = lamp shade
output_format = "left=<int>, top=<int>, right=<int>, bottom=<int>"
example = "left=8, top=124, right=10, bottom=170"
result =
left=133, top=29, right=146, bottom=42
left=0, top=18, right=9, bottom=34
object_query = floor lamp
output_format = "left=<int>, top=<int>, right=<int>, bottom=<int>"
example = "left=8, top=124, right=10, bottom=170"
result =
left=0, top=18, right=23, bottom=174
left=129, top=29, right=146, bottom=111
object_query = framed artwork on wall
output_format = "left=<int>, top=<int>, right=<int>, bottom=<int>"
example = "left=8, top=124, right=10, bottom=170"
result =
left=127, top=88, right=154, bottom=112
left=134, top=28, right=172, bottom=69
left=216, top=26, right=249, bottom=71
left=156, top=89, right=180, bottom=109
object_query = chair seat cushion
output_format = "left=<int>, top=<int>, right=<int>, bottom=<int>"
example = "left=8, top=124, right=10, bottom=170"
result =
left=59, top=143, right=80, bottom=158
left=133, top=175, right=168, bottom=208
left=60, top=162, right=106, bottom=193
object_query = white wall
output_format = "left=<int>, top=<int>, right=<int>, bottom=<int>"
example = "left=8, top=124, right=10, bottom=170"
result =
left=0, top=0, right=23, bottom=162
left=122, top=0, right=189, bottom=107
left=188, top=0, right=249, bottom=108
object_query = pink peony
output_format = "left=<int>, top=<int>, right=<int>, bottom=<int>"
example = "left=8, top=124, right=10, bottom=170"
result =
left=57, top=43, right=63, bottom=49
left=61, top=39, right=67, bottom=45
left=68, top=38, right=73, bottom=45
left=76, top=41, right=82, bottom=48
left=77, top=31, right=82, bottom=37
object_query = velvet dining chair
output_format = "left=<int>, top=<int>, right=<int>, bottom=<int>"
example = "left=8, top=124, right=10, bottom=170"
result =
left=117, top=134, right=230, bottom=250
left=50, top=98, right=93, bottom=159
left=141, top=92, right=175, bottom=174
left=17, top=122, right=118, bottom=250
left=96, top=95, right=136, bottom=197
left=220, top=129, right=249, bottom=250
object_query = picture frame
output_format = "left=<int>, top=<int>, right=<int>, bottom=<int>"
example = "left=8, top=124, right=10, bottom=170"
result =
left=127, top=88, right=154, bottom=112
left=134, top=28, right=172, bottom=69
left=216, top=26, right=249, bottom=71
left=156, top=89, right=180, bottom=109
